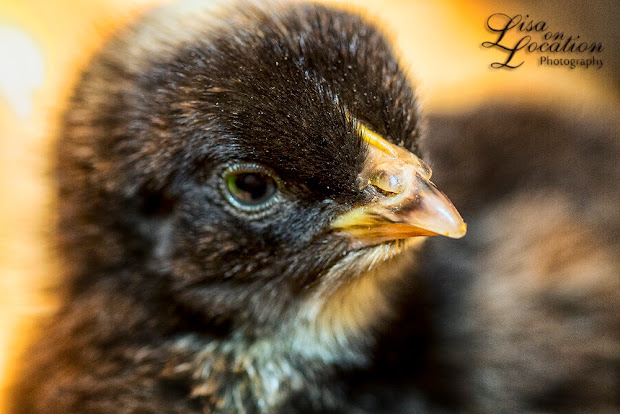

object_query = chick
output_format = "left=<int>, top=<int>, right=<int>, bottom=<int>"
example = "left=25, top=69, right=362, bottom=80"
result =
left=419, top=104, right=620, bottom=412
left=10, top=2, right=466, bottom=413
left=12, top=1, right=619, bottom=412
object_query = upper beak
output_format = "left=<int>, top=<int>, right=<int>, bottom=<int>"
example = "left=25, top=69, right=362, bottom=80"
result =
left=331, top=122, right=466, bottom=248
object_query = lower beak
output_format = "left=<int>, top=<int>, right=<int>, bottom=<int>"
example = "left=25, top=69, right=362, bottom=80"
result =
left=331, top=122, right=466, bottom=248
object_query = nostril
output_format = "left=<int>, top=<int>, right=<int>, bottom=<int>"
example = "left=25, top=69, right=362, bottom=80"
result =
left=369, top=167, right=406, bottom=194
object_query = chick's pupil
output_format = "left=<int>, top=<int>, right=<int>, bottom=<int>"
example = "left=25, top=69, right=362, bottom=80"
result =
left=227, top=171, right=275, bottom=206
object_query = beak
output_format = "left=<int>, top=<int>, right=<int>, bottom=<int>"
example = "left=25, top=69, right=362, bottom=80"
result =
left=331, top=122, right=466, bottom=248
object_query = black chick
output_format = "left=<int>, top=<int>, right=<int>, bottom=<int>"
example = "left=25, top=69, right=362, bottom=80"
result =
left=10, top=2, right=466, bottom=413
left=418, top=104, right=620, bottom=413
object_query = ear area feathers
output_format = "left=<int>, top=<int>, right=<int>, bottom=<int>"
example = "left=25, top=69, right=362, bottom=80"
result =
left=139, top=188, right=178, bottom=217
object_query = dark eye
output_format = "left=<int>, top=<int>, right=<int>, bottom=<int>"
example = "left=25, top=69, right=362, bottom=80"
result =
left=221, top=163, right=279, bottom=212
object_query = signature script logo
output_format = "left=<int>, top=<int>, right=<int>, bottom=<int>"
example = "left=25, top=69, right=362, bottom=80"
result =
left=482, top=13, right=603, bottom=69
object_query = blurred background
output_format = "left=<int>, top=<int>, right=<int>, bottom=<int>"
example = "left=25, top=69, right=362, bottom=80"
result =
left=0, top=0, right=617, bottom=411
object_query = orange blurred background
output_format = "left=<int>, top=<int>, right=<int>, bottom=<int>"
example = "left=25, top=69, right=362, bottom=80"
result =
left=0, top=0, right=617, bottom=411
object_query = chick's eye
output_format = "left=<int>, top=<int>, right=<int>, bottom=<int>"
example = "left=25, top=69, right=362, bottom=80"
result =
left=222, top=164, right=278, bottom=211
left=227, top=172, right=275, bottom=205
